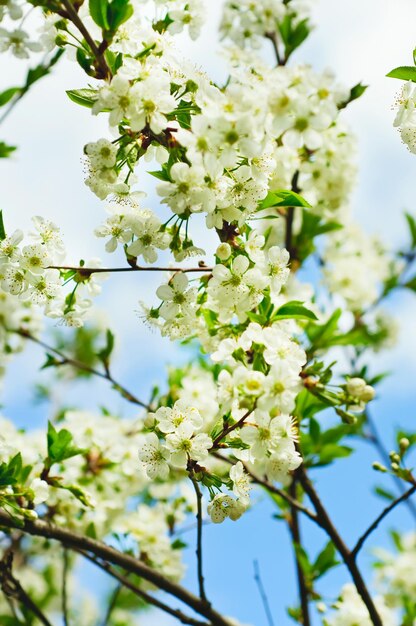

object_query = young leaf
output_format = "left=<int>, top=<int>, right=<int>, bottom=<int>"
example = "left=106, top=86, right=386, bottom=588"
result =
left=274, top=301, right=318, bottom=321
left=259, top=189, right=311, bottom=210
left=0, top=142, right=17, bottom=158
left=386, top=66, right=416, bottom=82
left=89, top=0, right=110, bottom=29
left=66, top=88, right=98, bottom=108
left=0, top=87, right=20, bottom=107
left=405, top=212, right=416, bottom=248
left=0, top=210, right=6, bottom=241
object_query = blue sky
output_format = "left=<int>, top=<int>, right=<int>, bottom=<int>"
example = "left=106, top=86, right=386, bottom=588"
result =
left=1, top=1, right=416, bottom=624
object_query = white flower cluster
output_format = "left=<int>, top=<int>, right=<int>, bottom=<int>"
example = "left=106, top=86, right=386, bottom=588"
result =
left=220, top=0, right=312, bottom=49
left=0, top=409, right=188, bottom=582
left=374, top=532, right=416, bottom=605
left=393, top=82, right=416, bottom=153
left=0, top=217, right=106, bottom=326
left=325, top=584, right=397, bottom=626
left=323, top=221, right=393, bottom=311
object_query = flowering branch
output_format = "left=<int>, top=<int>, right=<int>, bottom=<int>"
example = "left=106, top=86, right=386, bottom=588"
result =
left=297, top=468, right=383, bottom=626
left=0, top=551, right=53, bottom=626
left=351, top=484, right=416, bottom=560
left=80, top=550, right=210, bottom=626
left=0, top=510, right=234, bottom=626
left=189, top=473, right=210, bottom=605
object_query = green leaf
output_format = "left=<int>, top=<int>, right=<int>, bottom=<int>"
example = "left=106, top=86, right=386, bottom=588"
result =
left=374, top=486, right=396, bottom=502
left=405, top=212, right=416, bottom=248
left=313, top=541, right=339, bottom=579
left=97, top=329, right=115, bottom=369
left=339, top=82, right=368, bottom=109
left=0, top=211, right=6, bottom=241
left=47, top=421, right=84, bottom=465
left=89, top=0, right=110, bottom=29
left=66, top=88, right=98, bottom=108
left=404, top=275, right=416, bottom=291
left=259, top=189, right=311, bottom=210
left=0, top=87, right=20, bottom=107
left=0, top=141, right=17, bottom=158
left=386, top=66, right=416, bottom=82
left=107, top=0, right=133, bottom=32
left=274, top=300, right=318, bottom=321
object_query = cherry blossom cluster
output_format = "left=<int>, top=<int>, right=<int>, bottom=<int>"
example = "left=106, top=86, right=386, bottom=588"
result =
left=0, top=217, right=107, bottom=327
left=392, top=81, right=416, bottom=153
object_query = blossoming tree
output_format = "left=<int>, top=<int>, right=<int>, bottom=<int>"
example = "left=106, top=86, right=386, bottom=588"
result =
left=0, top=0, right=415, bottom=625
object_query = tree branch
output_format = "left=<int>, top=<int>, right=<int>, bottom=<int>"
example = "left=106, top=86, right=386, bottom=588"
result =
left=253, top=559, right=275, bottom=626
left=189, top=474, right=209, bottom=605
left=0, top=551, right=53, bottom=626
left=287, top=481, right=311, bottom=626
left=297, top=468, right=383, bottom=626
left=212, top=407, right=255, bottom=449
left=48, top=264, right=212, bottom=276
left=211, top=453, right=317, bottom=523
left=60, top=0, right=111, bottom=80
left=351, top=484, right=416, bottom=559
left=0, top=510, right=234, bottom=626
left=12, top=327, right=151, bottom=410
left=81, top=550, right=210, bottom=626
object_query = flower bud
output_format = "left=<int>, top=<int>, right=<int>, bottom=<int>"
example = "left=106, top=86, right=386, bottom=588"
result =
left=361, top=385, right=375, bottom=402
left=216, top=243, right=231, bottom=261
left=144, top=413, right=156, bottom=429
left=399, top=437, right=410, bottom=451
left=346, top=377, right=366, bottom=397
left=372, top=462, right=387, bottom=472
left=391, top=462, right=400, bottom=472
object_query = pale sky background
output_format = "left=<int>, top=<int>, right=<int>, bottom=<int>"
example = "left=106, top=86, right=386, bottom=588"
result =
left=1, top=1, right=416, bottom=625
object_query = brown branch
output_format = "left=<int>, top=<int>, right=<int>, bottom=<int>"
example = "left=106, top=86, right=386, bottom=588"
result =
left=0, top=551, right=53, bottom=626
left=80, top=550, right=210, bottom=626
left=287, top=481, right=311, bottom=626
left=265, top=32, right=283, bottom=66
left=0, top=510, right=234, bottom=626
left=297, top=468, right=383, bottom=626
left=351, top=484, right=416, bottom=559
left=60, top=0, right=111, bottom=80
left=13, top=327, right=151, bottom=410
left=48, top=264, right=212, bottom=276
left=189, top=474, right=209, bottom=605
left=212, top=407, right=255, bottom=449
left=211, top=452, right=317, bottom=523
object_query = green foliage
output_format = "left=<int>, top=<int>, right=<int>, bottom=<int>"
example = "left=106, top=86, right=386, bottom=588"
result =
left=259, top=189, right=311, bottom=210
left=89, top=0, right=133, bottom=34
left=46, top=421, right=84, bottom=467
left=0, top=210, right=6, bottom=240
left=339, top=82, right=368, bottom=108
left=66, top=88, right=98, bottom=108
left=0, top=453, right=30, bottom=487
left=387, top=66, right=416, bottom=82
left=0, top=141, right=17, bottom=158
left=278, top=14, right=310, bottom=61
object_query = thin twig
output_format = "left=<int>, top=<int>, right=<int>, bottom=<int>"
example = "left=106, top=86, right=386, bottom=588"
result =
left=351, top=484, right=416, bottom=559
left=78, top=550, right=210, bottom=626
left=48, top=264, right=212, bottom=275
left=0, top=510, right=234, bottom=626
left=253, top=560, right=275, bottom=626
left=265, top=32, right=283, bottom=65
left=212, top=407, right=255, bottom=449
left=189, top=474, right=209, bottom=605
left=287, top=481, right=311, bottom=626
left=12, top=327, right=151, bottom=410
left=211, top=452, right=317, bottom=523
left=365, top=409, right=416, bottom=521
left=62, top=548, right=70, bottom=626
left=297, top=467, right=383, bottom=626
